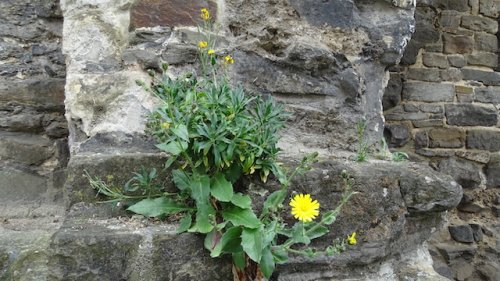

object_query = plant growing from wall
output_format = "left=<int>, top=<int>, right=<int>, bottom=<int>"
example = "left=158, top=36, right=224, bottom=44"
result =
left=89, top=8, right=356, bottom=280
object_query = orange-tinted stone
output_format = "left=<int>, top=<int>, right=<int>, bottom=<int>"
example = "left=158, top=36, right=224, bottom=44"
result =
left=131, top=0, right=217, bottom=29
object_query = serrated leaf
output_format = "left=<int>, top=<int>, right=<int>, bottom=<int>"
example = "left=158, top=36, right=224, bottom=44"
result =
left=230, top=193, right=252, bottom=209
left=232, top=251, right=246, bottom=269
left=285, top=222, right=310, bottom=245
left=210, top=173, right=233, bottom=202
left=171, top=124, right=189, bottom=141
left=210, top=227, right=242, bottom=257
left=190, top=173, right=210, bottom=204
left=262, top=190, right=286, bottom=216
left=260, top=246, right=275, bottom=279
left=271, top=247, right=288, bottom=264
left=127, top=197, right=193, bottom=217
left=306, top=224, right=329, bottom=240
left=172, top=169, right=190, bottom=191
left=189, top=202, right=215, bottom=233
left=322, top=210, right=337, bottom=225
left=241, top=227, right=263, bottom=262
left=176, top=214, right=192, bottom=233
left=222, top=206, right=261, bottom=229
left=156, top=141, right=188, bottom=156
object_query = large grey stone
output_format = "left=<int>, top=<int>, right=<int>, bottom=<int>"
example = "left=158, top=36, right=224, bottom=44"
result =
left=0, top=167, right=48, bottom=202
left=0, top=79, right=65, bottom=108
left=448, top=225, right=475, bottom=243
left=474, top=86, right=500, bottom=103
left=428, top=128, right=465, bottom=149
left=438, top=158, right=481, bottom=189
left=486, top=153, right=500, bottom=188
left=466, top=129, right=500, bottom=151
left=466, top=52, right=498, bottom=68
left=443, top=34, right=473, bottom=54
left=384, top=123, right=410, bottom=147
left=474, top=32, right=498, bottom=53
left=461, top=15, right=498, bottom=34
left=445, top=104, right=498, bottom=126
left=0, top=132, right=54, bottom=165
left=462, top=68, right=500, bottom=85
left=402, top=82, right=455, bottom=102
left=383, top=73, right=403, bottom=111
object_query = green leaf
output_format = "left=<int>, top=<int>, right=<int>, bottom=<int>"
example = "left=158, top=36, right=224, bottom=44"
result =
left=306, top=224, right=329, bottom=240
left=260, top=246, right=275, bottom=279
left=230, top=193, right=252, bottom=209
left=262, top=190, right=286, bottom=216
left=210, top=226, right=242, bottom=257
left=321, top=210, right=337, bottom=225
left=225, top=164, right=242, bottom=183
left=172, top=169, right=190, bottom=191
left=232, top=251, right=246, bottom=269
left=271, top=247, right=288, bottom=264
left=156, top=141, right=188, bottom=156
left=127, top=197, right=192, bottom=217
left=176, top=214, right=192, bottom=233
left=210, top=173, right=233, bottom=202
left=263, top=220, right=277, bottom=246
left=286, top=222, right=310, bottom=245
left=189, top=202, right=215, bottom=233
left=190, top=173, right=211, bottom=204
left=171, top=124, right=189, bottom=141
left=164, top=156, right=177, bottom=169
left=204, top=229, right=217, bottom=251
left=241, top=227, right=263, bottom=262
left=222, top=206, right=261, bottom=229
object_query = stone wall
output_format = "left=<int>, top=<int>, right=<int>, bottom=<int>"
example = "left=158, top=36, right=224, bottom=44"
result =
left=0, top=0, right=68, bottom=217
left=383, top=0, right=500, bottom=280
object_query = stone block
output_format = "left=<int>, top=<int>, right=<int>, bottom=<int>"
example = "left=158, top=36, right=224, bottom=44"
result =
left=404, top=103, right=420, bottom=112
left=420, top=104, right=444, bottom=113
left=0, top=132, right=54, bottom=165
left=0, top=167, right=48, bottom=202
left=435, top=0, right=471, bottom=11
left=413, top=119, right=444, bottom=128
left=469, top=224, right=483, bottom=242
left=456, top=150, right=490, bottom=163
left=443, top=34, right=474, bottom=54
left=436, top=243, right=477, bottom=263
left=440, top=68, right=462, bottom=81
left=477, top=262, right=500, bottom=281
left=429, top=128, right=465, bottom=148
left=479, top=0, right=498, bottom=17
left=161, top=43, right=198, bottom=65
left=462, top=68, right=500, bottom=85
left=455, top=85, right=474, bottom=94
left=439, top=10, right=461, bottom=28
left=445, top=104, right=498, bottom=126
left=486, top=153, right=500, bottom=187
left=439, top=158, right=481, bottom=188
left=474, top=32, right=498, bottom=52
left=130, top=0, right=218, bottom=28
left=466, top=52, right=498, bottom=68
left=448, top=225, right=475, bottom=243
left=457, top=93, right=474, bottom=102
left=467, top=129, right=500, bottom=151
left=416, top=148, right=456, bottom=157
left=0, top=111, right=44, bottom=133
left=384, top=124, right=410, bottom=147
left=461, top=15, right=498, bottom=34
left=474, top=86, right=500, bottom=103
left=447, top=54, right=467, bottom=68
left=383, top=73, right=403, bottom=111
left=384, top=112, right=429, bottom=121
left=414, top=130, right=429, bottom=149
left=407, top=68, right=441, bottom=82
left=403, top=82, right=455, bottom=102
left=422, top=53, right=449, bottom=69
left=0, top=79, right=65, bottom=108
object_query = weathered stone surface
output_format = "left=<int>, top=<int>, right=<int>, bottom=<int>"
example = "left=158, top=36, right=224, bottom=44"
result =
left=447, top=54, right=467, bottom=68
left=438, top=158, right=481, bottom=188
left=462, top=68, right=500, bottom=85
left=479, top=0, right=499, bottom=18
left=466, top=129, right=500, bottom=151
left=439, top=10, right=461, bottom=28
left=415, top=130, right=429, bottom=149
left=0, top=167, right=48, bottom=202
left=466, top=52, right=498, bottom=68
left=440, top=68, right=462, bottom=81
left=130, top=0, right=217, bottom=28
left=455, top=150, right=490, bottom=163
left=423, top=53, right=449, bottom=69
left=403, top=82, right=455, bottom=102
left=461, top=15, right=498, bottom=34
left=429, top=128, right=465, bottom=148
left=485, top=153, right=500, bottom=187
left=383, top=73, right=403, bottom=111
left=469, top=223, right=483, bottom=242
left=0, top=79, right=65, bottom=108
left=474, top=32, right=498, bottom=53
left=478, top=261, right=500, bottom=281
left=434, top=0, right=471, bottom=11
left=445, top=104, right=498, bottom=126
left=420, top=104, right=443, bottom=113
left=0, top=132, right=54, bottom=165
left=407, top=68, right=441, bottom=82
left=413, top=119, right=444, bottom=128
left=436, top=243, right=477, bottom=262
left=443, top=34, right=474, bottom=54
left=475, top=86, right=500, bottom=103
left=384, top=123, right=410, bottom=147
left=449, top=225, right=475, bottom=243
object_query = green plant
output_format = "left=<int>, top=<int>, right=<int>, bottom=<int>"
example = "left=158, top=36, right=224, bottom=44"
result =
left=355, top=120, right=369, bottom=162
left=89, top=8, right=356, bottom=280
left=391, top=151, right=409, bottom=162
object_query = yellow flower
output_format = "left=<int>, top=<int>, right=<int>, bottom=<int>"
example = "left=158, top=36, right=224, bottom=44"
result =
left=160, top=122, right=171, bottom=129
left=200, top=8, right=210, bottom=20
left=224, top=55, right=234, bottom=64
left=347, top=232, right=357, bottom=245
left=290, top=194, right=320, bottom=222
left=198, top=41, right=208, bottom=48
left=207, top=49, right=215, bottom=55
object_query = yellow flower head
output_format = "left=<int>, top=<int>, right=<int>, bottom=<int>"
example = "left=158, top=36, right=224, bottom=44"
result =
left=160, top=122, right=171, bottom=129
left=207, top=49, right=215, bottom=55
left=198, top=41, right=208, bottom=48
left=224, top=55, right=235, bottom=64
left=290, top=194, right=320, bottom=222
left=200, top=8, right=210, bottom=20
left=347, top=232, right=357, bottom=245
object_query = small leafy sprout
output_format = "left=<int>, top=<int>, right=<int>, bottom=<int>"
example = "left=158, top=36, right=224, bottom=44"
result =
left=355, top=120, right=368, bottom=162
left=392, top=151, right=409, bottom=162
